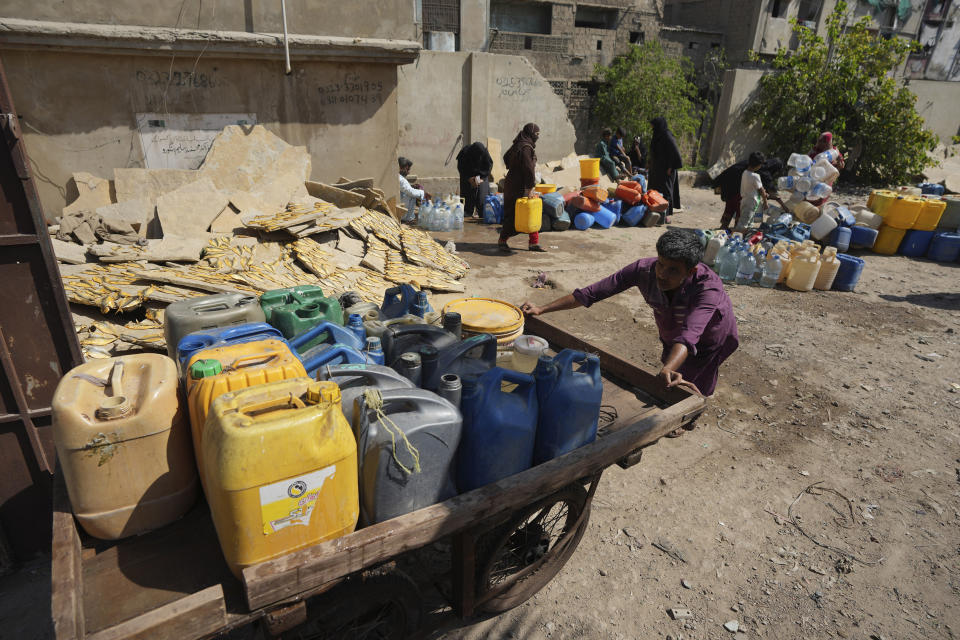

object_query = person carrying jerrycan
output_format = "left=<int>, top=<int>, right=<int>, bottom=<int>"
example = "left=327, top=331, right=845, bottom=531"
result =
left=521, top=229, right=739, bottom=436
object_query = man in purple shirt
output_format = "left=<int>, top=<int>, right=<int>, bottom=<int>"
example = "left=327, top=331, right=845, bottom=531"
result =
left=521, top=229, right=739, bottom=401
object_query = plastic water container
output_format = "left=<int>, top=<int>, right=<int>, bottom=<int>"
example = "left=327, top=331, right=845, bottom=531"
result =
left=849, top=225, right=879, bottom=249
left=580, top=158, right=601, bottom=180
left=381, top=284, right=422, bottom=319
left=382, top=324, right=459, bottom=367
left=604, top=199, right=623, bottom=217
left=899, top=186, right=923, bottom=196
left=913, top=197, right=946, bottom=231
left=346, top=314, right=366, bottom=345
left=574, top=212, right=595, bottom=230
left=852, top=206, right=883, bottom=229
left=511, top=335, right=549, bottom=373
left=832, top=254, right=865, bottom=291
left=829, top=226, right=852, bottom=252
left=786, top=253, right=820, bottom=292
left=788, top=153, right=813, bottom=170
left=874, top=224, right=906, bottom=255
left=164, top=293, right=264, bottom=359
left=814, top=248, right=841, bottom=290
left=898, top=229, right=935, bottom=257
left=787, top=223, right=812, bottom=242
left=593, top=205, right=617, bottom=229
left=411, top=291, right=433, bottom=319
left=52, top=355, right=198, bottom=540
left=364, top=314, right=422, bottom=338
left=642, top=211, right=662, bottom=227
left=261, top=285, right=343, bottom=339
left=533, top=351, right=602, bottom=464
left=832, top=205, right=855, bottom=227
left=926, top=232, right=960, bottom=262
left=288, top=321, right=365, bottom=355
left=792, top=202, right=820, bottom=224
left=621, top=204, right=647, bottom=227
left=813, top=159, right=840, bottom=185
left=810, top=211, right=838, bottom=240
left=344, top=300, right=381, bottom=323
left=316, top=364, right=415, bottom=432
left=354, top=389, right=461, bottom=524
left=884, top=196, right=925, bottom=229
left=795, top=176, right=813, bottom=195
left=300, top=344, right=368, bottom=378
left=937, top=196, right=960, bottom=230
left=483, top=195, right=503, bottom=224
left=364, top=337, right=385, bottom=365
left=809, top=182, right=833, bottom=200
left=735, top=251, right=758, bottom=285
left=703, top=232, right=727, bottom=267
left=541, top=192, right=565, bottom=230
left=919, top=182, right=945, bottom=196
left=515, top=197, right=542, bottom=233
left=420, top=333, right=498, bottom=391
left=813, top=149, right=840, bottom=165
left=778, top=176, right=796, bottom=190
left=759, top=255, right=782, bottom=287
left=630, top=174, right=648, bottom=191
left=458, top=368, right=538, bottom=492
left=185, top=339, right=306, bottom=477
left=176, top=322, right=285, bottom=374
left=868, top=189, right=897, bottom=216
left=203, top=378, right=358, bottom=577
left=614, top=183, right=642, bottom=205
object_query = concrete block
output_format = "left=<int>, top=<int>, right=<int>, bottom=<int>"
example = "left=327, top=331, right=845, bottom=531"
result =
left=209, top=206, right=243, bottom=233
left=200, top=125, right=312, bottom=195
left=113, top=168, right=198, bottom=204
left=97, top=235, right=212, bottom=263
left=63, top=172, right=114, bottom=216
left=94, top=199, right=154, bottom=236
left=50, top=238, right=90, bottom=264
left=156, top=177, right=229, bottom=236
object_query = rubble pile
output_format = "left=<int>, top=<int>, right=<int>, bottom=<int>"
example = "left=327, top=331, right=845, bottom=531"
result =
left=51, top=125, right=468, bottom=360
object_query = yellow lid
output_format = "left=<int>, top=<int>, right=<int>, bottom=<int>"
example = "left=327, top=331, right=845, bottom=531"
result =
left=443, top=298, right=525, bottom=334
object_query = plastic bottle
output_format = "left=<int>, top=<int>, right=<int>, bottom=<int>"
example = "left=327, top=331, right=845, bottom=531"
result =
left=418, top=200, right=433, bottom=229
left=778, top=176, right=796, bottom=190
left=752, top=250, right=767, bottom=285
left=719, top=242, right=741, bottom=282
left=453, top=202, right=464, bottom=230
left=795, top=176, right=813, bottom=194
left=364, top=336, right=385, bottom=365
left=788, top=153, right=813, bottom=170
left=759, top=255, right=782, bottom=287
left=814, top=149, right=840, bottom=165
left=735, top=249, right=757, bottom=285
left=703, top=232, right=727, bottom=267
left=809, top=182, right=833, bottom=200
left=346, top=313, right=366, bottom=345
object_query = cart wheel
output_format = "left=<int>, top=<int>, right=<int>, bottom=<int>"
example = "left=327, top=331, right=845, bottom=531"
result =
left=475, top=483, right=590, bottom=614
left=279, top=570, right=423, bottom=640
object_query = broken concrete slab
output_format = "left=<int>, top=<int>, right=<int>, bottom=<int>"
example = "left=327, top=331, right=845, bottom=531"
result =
left=200, top=125, right=311, bottom=195
left=306, top=181, right=366, bottom=208
left=209, top=206, right=243, bottom=233
left=50, top=238, right=89, bottom=264
left=337, top=230, right=366, bottom=257
left=335, top=177, right=375, bottom=190
left=113, top=168, right=197, bottom=205
left=63, top=172, right=114, bottom=217
left=97, top=235, right=211, bottom=263
left=156, top=177, right=229, bottom=236
left=94, top=199, right=154, bottom=237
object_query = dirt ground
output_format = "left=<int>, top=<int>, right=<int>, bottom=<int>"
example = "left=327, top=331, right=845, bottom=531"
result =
left=2, top=185, right=958, bottom=640
left=423, top=185, right=960, bottom=640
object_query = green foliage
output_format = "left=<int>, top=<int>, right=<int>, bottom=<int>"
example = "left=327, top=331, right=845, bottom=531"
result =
left=745, top=0, right=938, bottom=183
left=592, top=42, right=705, bottom=161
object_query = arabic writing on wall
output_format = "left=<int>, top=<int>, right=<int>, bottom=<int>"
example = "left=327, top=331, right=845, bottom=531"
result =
left=496, top=76, right=541, bottom=98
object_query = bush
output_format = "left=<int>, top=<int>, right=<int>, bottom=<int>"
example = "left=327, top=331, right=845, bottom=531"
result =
left=745, top=0, right=938, bottom=184
left=592, top=42, right=706, bottom=163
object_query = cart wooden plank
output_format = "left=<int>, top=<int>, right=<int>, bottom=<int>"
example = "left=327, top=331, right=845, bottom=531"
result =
left=51, top=471, right=85, bottom=640
left=242, top=393, right=704, bottom=609
left=84, top=585, right=226, bottom=640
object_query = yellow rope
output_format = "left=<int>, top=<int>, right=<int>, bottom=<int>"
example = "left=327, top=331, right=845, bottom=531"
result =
left=362, top=388, right=421, bottom=475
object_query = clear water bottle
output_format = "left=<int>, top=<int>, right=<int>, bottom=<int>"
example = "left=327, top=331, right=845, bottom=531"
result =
left=752, top=250, right=767, bottom=284
left=735, top=250, right=757, bottom=285
left=814, top=149, right=840, bottom=165
left=759, top=255, right=782, bottom=287
left=719, top=243, right=740, bottom=282
left=419, top=200, right=433, bottom=230
left=788, top=153, right=813, bottom=170
left=778, top=176, right=796, bottom=190
left=809, top=182, right=833, bottom=200
left=453, top=202, right=464, bottom=230
left=811, top=165, right=827, bottom=181
left=713, top=239, right=731, bottom=274
left=795, top=176, right=813, bottom=194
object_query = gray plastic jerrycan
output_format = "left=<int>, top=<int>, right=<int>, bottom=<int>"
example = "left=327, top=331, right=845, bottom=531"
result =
left=163, top=293, right=264, bottom=359
left=316, top=363, right=415, bottom=428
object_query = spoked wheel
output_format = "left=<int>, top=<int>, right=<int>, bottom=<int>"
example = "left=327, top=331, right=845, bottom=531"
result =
left=475, top=483, right=590, bottom=614
left=280, top=571, right=423, bottom=640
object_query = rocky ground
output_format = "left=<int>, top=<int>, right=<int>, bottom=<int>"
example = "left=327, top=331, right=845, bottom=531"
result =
left=2, top=185, right=957, bottom=640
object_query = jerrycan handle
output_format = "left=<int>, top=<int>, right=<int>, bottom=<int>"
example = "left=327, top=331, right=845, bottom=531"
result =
left=221, top=323, right=279, bottom=341
left=237, top=392, right=307, bottom=418
left=191, top=301, right=230, bottom=313
left=488, top=368, right=536, bottom=402
left=96, top=361, right=131, bottom=420
left=289, top=322, right=337, bottom=351
left=302, top=345, right=364, bottom=375
left=226, top=351, right=281, bottom=371
left=443, top=333, right=497, bottom=365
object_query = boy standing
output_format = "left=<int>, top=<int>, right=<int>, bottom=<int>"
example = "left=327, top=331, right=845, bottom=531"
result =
left=736, top=151, right=767, bottom=231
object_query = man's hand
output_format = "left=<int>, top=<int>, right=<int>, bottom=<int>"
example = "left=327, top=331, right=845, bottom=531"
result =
left=520, top=302, right=542, bottom=316
left=658, top=367, right=684, bottom=388
left=424, top=192, right=432, bottom=201
left=469, top=176, right=482, bottom=188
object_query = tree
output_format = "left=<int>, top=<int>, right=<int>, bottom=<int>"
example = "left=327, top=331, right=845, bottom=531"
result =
left=593, top=42, right=704, bottom=163
left=745, top=0, right=938, bottom=184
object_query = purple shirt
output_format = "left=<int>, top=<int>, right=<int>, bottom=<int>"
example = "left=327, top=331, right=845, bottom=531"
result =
left=572, top=258, right=739, bottom=394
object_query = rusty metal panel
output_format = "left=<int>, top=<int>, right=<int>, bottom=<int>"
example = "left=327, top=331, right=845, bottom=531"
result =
left=0, top=56, right=83, bottom=560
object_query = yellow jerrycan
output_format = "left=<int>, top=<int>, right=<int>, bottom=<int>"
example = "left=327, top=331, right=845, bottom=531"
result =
left=52, top=354, right=198, bottom=539
left=202, top=378, right=359, bottom=577
left=515, top=197, right=542, bottom=233
left=185, top=339, right=306, bottom=478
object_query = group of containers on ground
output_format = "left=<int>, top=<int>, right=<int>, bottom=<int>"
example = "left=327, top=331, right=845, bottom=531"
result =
left=481, top=158, right=668, bottom=233
left=50, top=284, right=604, bottom=579
left=864, top=185, right=960, bottom=262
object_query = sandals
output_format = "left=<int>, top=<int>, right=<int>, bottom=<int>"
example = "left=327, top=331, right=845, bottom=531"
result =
left=528, top=244, right=547, bottom=252
left=665, top=417, right=700, bottom=438
left=498, top=243, right=513, bottom=253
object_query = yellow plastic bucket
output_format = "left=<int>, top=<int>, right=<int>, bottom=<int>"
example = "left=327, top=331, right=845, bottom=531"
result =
left=579, top=158, right=600, bottom=180
left=443, top=298, right=525, bottom=337
left=534, top=184, right=557, bottom=194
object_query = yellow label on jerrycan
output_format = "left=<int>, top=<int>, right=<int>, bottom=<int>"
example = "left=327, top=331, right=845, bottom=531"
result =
left=185, top=339, right=306, bottom=478
left=202, top=378, right=359, bottom=577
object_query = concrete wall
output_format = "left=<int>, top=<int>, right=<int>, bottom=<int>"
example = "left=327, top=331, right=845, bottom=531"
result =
left=3, top=48, right=405, bottom=217
left=2, top=0, right=417, bottom=40
left=397, top=50, right=576, bottom=177
left=910, top=79, right=960, bottom=141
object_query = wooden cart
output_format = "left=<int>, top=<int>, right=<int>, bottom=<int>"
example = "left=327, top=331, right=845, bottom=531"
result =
left=51, top=317, right=706, bottom=640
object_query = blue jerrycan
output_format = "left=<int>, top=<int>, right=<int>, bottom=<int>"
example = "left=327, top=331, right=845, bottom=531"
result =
left=288, top=321, right=365, bottom=355
left=380, top=284, right=421, bottom=319
left=382, top=324, right=459, bottom=367
left=300, top=344, right=367, bottom=378
left=533, top=350, right=602, bottom=464
left=421, top=333, right=497, bottom=391
left=176, top=322, right=284, bottom=373
left=457, top=368, right=538, bottom=492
